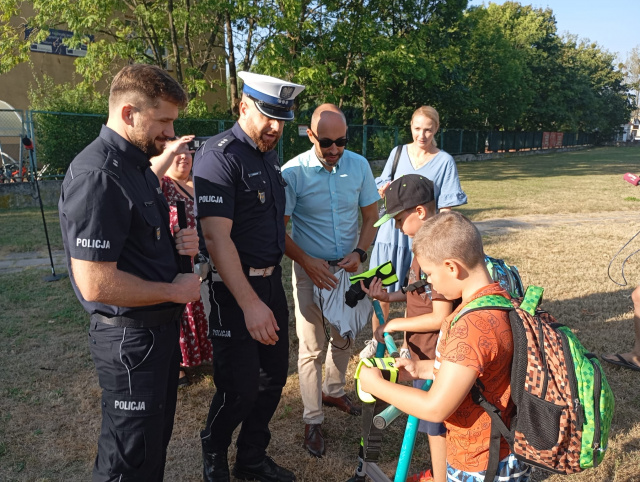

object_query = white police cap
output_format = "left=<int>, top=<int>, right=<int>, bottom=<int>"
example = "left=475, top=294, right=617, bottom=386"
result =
left=238, top=71, right=305, bottom=121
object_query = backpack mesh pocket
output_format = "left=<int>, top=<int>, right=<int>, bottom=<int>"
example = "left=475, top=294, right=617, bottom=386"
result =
left=516, top=391, right=564, bottom=451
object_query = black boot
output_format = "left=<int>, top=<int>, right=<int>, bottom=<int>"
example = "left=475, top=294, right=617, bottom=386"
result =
left=202, top=441, right=230, bottom=482
left=232, top=456, right=296, bottom=482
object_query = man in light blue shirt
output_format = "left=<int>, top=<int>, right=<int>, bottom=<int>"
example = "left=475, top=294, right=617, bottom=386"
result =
left=282, top=104, right=379, bottom=458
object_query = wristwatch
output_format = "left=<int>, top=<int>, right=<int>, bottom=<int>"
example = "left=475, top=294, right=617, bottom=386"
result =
left=353, top=248, right=367, bottom=263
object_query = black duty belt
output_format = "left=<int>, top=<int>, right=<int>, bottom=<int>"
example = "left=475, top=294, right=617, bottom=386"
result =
left=326, top=258, right=344, bottom=266
left=91, top=306, right=185, bottom=328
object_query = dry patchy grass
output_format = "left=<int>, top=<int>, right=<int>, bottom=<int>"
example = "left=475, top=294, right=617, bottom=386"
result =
left=2, top=146, right=640, bottom=481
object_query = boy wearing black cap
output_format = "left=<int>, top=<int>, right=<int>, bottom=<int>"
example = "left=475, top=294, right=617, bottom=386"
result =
left=363, top=174, right=453, bottom=482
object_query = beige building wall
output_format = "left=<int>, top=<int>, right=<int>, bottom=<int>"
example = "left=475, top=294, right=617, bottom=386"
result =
left=0, top=54, right=79, bottom=112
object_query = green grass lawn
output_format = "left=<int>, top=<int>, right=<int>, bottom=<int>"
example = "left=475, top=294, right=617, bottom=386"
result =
left=455, top=146, right=640, bottom=220
left=0, top=208, right=62, bottom=256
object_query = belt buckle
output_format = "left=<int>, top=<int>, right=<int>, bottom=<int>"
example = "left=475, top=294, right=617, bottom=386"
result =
left=249, top=266, right=273, bottom=277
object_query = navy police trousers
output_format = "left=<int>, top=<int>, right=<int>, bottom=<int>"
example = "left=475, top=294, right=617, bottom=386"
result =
left=88, top=317, right=181, bottom=481
left=200, top=265, right=290, bottom=465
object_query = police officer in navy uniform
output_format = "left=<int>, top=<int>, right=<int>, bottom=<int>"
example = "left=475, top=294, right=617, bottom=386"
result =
left=194, top=71, right=304, bottom=482
left=58, top=64, right=201, bottom=481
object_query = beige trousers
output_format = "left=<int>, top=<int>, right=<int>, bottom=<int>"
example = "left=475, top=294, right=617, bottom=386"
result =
left=293, top=261, right=356, bottom=424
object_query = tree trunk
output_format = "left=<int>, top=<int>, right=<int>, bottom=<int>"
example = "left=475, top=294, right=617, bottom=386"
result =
left=226, top=12, right=239, bottom=116
left=167, top=0, right=184, bottom=87
left=184, top=0, right=195, bottom=69
left=361, top=77, right=368, bottom=125
left=242, top=16, right=255, bottom=71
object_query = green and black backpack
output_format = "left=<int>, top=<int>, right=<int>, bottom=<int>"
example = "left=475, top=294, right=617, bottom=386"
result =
left=453, top=286, right=614, bottom=481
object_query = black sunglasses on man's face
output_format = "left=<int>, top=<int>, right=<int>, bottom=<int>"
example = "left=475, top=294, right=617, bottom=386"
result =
left=310, top=130, right=349, bottom=148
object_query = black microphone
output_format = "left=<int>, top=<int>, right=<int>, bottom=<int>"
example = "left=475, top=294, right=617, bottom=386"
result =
left=175, top=200, right=193, bottom=274
left=22, top=136, right=34, bottom=150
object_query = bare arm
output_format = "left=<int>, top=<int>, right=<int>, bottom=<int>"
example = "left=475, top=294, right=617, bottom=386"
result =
left=356, top=201, right=379, bottom=252
left=358, top=359, right=478, bottom=423
left=374, top=299, right=452, bottom=342
left=200, top=216, right=279, bottom=345
left=378, top=181, right=391, bottom=198
left=284, top=215, right=338, bottom=290
left=71, top=258, right=200, bottom=306
left=337, top=202, right=379, bottom=272
left=149, top=135, right=195, bottom=185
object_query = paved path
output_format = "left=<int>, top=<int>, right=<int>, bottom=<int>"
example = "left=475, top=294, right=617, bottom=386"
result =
left=475, top=210, right=634, bottom=236
left=0, top=249, right=66, bottom=274
left=0, top=211, right=635, bottom=274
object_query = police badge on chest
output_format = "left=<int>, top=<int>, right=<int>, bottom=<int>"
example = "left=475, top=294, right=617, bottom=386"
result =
left=258, top=190, right=265, bottom=204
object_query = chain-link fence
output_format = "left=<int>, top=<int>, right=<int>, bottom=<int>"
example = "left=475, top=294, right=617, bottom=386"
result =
left=23, top=110, right=598, bottom=178
left=441, top=130, right=594, bottom=154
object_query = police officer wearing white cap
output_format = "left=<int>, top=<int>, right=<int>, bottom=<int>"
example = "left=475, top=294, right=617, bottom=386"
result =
left=193, top=72, right=304, bottom=482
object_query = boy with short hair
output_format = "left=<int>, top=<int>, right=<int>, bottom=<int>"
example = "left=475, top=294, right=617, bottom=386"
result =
left=359, top=211, right=532, bottom=482
left=364, top=174, right=453, bottom=482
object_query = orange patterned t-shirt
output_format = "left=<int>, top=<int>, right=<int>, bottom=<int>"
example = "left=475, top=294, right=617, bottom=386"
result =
left=434, top=283, right=515, bottom=472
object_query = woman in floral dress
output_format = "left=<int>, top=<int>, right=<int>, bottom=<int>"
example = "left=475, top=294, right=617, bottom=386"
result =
left=151, top=136, right=212, bottom=385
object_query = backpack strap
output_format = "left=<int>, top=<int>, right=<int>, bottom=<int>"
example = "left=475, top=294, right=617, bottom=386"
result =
left=471, top=381, right=515, bottom=482
left=520, top=285, right=544, bottom=316
left=390, top=145, right=404, bottom=180
left=451, top=294, right=514, bottom=482
left=452, top=294, right=513, bottom=326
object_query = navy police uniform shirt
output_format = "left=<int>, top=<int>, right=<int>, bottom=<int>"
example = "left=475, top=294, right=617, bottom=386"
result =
left=193, top=122, right=287, bottom=269
left=59, top=125, right=180, bottom=316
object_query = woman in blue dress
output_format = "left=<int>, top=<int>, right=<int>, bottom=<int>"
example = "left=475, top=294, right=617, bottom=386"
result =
left=360, top=105, right=467, bottom=358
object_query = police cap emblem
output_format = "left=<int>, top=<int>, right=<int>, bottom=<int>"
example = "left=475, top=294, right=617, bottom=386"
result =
left=279, top=86, right=295, bottom=100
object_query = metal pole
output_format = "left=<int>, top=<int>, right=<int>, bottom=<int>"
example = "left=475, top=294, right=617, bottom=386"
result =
left=393, top=380, right=433, bottom=482
left=362, top=125, right=368, bottom=159
left=23, top=135, right=66, bottom=282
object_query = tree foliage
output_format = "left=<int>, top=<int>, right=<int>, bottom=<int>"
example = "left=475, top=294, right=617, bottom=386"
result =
left=622, top=46, right=640, bottom=119
left=0, top=0, right=634, bottom=136
left=1, top=0, right=229, bottom=104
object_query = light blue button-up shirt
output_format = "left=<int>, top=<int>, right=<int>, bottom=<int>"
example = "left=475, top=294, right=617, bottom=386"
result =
left=282, top=148, right=380, bottom=261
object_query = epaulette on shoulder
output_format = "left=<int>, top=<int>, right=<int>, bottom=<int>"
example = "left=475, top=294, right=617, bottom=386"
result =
left=101, top=150, right=122, bottom=179
left=209, top=133, right=236, bottom=152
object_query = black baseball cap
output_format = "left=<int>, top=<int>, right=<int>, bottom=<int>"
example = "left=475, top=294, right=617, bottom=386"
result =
left=374, top=174, right=435, bottom=227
